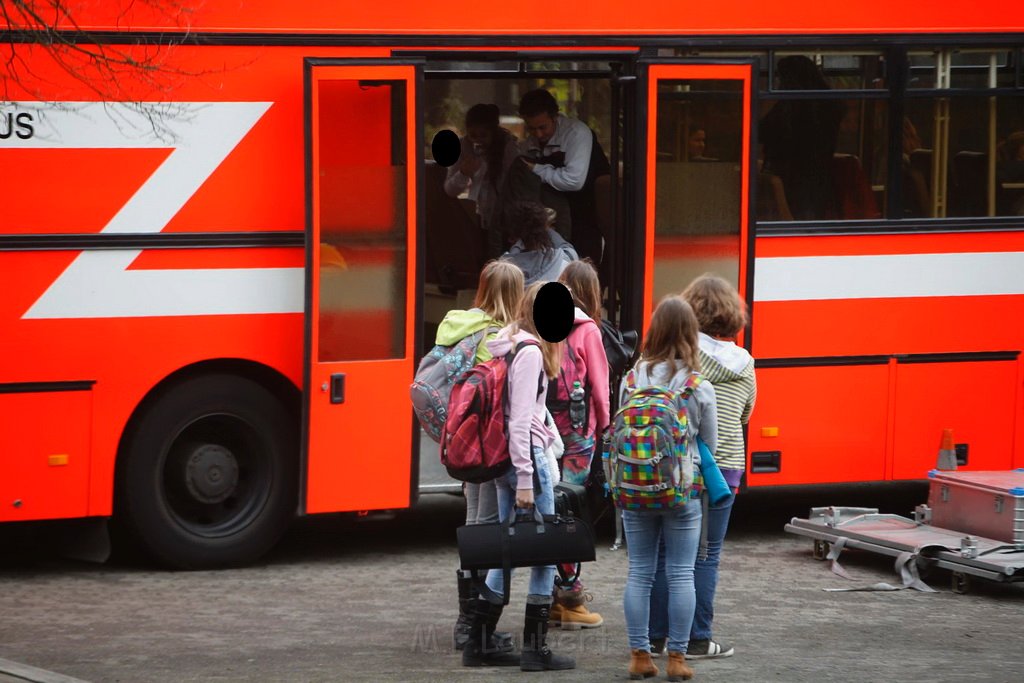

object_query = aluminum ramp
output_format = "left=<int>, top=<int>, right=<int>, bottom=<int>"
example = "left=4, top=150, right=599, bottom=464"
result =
left=785, top=506, right=1024, bottom=593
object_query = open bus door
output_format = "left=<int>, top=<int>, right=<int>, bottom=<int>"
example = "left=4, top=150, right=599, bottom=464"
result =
left=304, top=60, right=423, bottom=513
left=638, top=61, right=755, bottom=338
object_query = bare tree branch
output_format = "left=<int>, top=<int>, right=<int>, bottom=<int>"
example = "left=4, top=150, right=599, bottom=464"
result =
left=1, top=1, right=228, bottom=140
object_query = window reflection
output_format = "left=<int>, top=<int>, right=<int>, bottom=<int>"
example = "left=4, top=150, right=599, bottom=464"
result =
left=905, top=96, right=1024, bottom=218
left=317, top=79, right=408, bottom=362
left=653, top=79, right=744, bottom=302
left=758, top=56, right=887, bottom=222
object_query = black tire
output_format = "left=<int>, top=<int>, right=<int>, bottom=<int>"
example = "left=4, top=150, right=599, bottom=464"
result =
left=117, top=374, right=297, bottom=568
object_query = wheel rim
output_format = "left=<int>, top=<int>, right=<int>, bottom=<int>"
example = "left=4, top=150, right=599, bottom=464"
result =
left=161, top=414, right=272, bottom=538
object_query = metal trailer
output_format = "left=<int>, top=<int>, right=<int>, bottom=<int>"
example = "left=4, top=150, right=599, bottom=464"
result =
left=785, top=505, right=1024, bottom=594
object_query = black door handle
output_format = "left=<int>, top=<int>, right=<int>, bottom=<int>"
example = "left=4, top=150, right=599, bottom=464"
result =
left=330, top=373, right=346, bottom=404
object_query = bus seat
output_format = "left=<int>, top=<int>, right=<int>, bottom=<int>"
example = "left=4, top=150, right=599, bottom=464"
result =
left=909, top=149, right=933, bottom=187
left=757, top=172, right=793, bottom=221
left=950, top=150, right=987, bottom=216
left=831, top=154, right=881, bottom=219
left=423, top=161, right=484, bottom=293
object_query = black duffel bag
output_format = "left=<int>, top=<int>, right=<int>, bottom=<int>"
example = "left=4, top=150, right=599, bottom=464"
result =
left=457, top=507, right=596, bottom=605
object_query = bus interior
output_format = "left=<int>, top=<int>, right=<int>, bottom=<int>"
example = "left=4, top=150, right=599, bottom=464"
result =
left=417, top=54, right=749, bottom=352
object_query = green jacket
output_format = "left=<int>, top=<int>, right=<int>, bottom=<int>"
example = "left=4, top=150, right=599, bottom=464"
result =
left=435, top=308, right=502, bottom=363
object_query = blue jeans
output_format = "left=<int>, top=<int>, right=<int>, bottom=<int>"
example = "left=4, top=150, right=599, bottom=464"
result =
left=484, top=447, right=556, bottom=599
left=650, top=493, right=735, bottom=642
left=622, top=497, right=701, bottom=653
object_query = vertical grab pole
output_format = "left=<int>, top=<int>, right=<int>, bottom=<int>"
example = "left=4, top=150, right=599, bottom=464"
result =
left=987, top=53, right=998, bottom=217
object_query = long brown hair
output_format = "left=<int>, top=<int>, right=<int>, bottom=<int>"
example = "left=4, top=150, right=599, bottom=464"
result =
left=510, top=281, right=563, bottom=379
left=640, top=295, right=701, bottom=374
left=474, top=260, right=524, bottom=326
left=558, top=259, right=602, bottom=320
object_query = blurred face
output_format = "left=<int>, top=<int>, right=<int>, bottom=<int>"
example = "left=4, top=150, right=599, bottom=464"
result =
left=524, top=112, right=557, bottom=145
left=688, top=130, right=706, bottom=158
left=467, top=125, right=494, bottom=153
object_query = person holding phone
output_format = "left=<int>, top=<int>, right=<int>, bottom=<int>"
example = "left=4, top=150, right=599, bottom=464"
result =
left=502, top=89, right=610, bottom=265
left=444, top=103, right=520, bottom=258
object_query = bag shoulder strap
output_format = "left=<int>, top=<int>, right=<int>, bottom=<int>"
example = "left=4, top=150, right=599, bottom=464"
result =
left=623, top=367, right=638, bottom=394
left=505, top=339, right=545, bottom=399
left=470, top=324, right=501, bottom=360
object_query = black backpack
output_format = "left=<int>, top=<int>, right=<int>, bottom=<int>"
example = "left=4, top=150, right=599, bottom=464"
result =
left=599, top=318, right=638, bottom=380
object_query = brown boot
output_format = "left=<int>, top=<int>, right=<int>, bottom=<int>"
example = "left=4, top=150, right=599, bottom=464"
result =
left=667, top=651, right=694, bottom=681
left=629, top=649, right=658, bottom=679
left=547, top=601, right=564, bottom=627
left=551, top=586, right=604, bottom=630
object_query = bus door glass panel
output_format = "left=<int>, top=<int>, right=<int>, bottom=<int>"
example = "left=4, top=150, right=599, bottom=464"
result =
left=307, top=65, right=417, bottom=513
left=644, top=65, right=752, bottom=326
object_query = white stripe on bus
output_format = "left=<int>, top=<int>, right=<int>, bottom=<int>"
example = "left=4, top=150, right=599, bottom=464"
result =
left=20, top=101, right=282, bottom=319
left=754, top=252, right=1024, bottom=302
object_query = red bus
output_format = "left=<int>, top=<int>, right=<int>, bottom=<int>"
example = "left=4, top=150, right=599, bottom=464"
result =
left=3, top=1, right=1023, bottom=567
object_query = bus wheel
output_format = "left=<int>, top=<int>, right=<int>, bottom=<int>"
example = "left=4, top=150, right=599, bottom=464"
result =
left=118, top=374, right=297, bottom=568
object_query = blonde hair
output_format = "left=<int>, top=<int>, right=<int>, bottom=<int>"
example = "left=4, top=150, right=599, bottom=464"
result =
left=474, top=260, right=525, bottom=326
left=510, top=281, right=563, bottom=379
left=641, top=295, right=700, bottom=374
left=681, top=274, right=748, bottom=339
left=558, top=259, right=602, bottom=320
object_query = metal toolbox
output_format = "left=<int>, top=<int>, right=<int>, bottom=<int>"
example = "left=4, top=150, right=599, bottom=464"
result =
left=928, top=469, right=1024, bottom=548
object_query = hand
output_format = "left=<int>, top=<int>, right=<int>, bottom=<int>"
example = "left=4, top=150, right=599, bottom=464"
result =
left=516, top=488, right=535, bottom=509
left=459, top=152, right=482, bottom=175
left=519, top=157, right=536, bottom=171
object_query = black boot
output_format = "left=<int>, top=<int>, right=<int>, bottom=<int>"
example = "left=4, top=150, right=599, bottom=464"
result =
left=462, top=599, right=520, bottom=667
left=453, top=571, right=474, bottom=651
left=455, top=571, right=513, bottom=653
left=521, top=598, right=576, bottom=671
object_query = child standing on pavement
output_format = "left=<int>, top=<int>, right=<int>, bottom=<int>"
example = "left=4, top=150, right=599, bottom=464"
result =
left=622, top=296, right=717, bottom=682
left=648, top=276, right=754, bottom=661
left=546, top=260, right=610, bottom=630
left=463, top=281, right=576, bottom=672
left=441, top=260, right=525, bottom=653
left=680, top=274, right=756, bottom=658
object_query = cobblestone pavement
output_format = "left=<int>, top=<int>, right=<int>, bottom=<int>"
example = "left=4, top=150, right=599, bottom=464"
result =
left=1, top=483, right=1022, bottom=682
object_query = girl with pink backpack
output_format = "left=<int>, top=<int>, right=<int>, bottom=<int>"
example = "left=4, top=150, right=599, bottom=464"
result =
left=546, top=260, right=610, bottom=630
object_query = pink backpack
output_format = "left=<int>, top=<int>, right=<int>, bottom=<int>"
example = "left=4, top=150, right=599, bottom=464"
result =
left=546, top=320, right=597, bottom=437
left=440, top=340, right=541, bottom=483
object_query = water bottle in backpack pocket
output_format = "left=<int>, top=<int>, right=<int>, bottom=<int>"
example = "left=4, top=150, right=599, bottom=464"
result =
left=546, top=333, right=590, bottom=437
left=602, top=370, right=702, bottom=510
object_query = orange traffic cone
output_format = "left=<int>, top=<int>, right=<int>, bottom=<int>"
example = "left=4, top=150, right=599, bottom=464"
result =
left=936, top=428, right=958, bottom=470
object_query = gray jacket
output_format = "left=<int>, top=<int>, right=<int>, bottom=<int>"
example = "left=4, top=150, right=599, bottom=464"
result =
left=500, top=229, right=578, bottom=285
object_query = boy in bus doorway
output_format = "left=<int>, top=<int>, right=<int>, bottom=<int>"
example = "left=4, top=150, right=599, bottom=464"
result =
left=504, top=88, right=610, bottom=267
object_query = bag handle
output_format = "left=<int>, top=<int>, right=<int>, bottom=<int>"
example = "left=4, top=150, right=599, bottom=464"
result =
left=509, top=506, right=546, bottom=533
left=476, top=505, right=546, bottom=607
